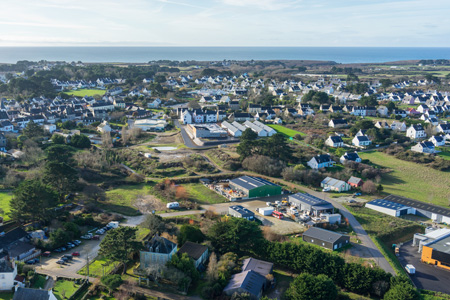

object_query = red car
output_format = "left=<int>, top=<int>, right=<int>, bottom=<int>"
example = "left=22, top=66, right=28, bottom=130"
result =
left=41, top=251, right=51, bottom=257
left=72, top=252, right=80, bottom=257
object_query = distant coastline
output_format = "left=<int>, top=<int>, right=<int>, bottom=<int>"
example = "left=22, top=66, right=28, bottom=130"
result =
left=0, top=46, right=449, bottom=64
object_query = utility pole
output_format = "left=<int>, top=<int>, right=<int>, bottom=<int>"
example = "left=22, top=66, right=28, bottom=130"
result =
left=86, top=255, right=90, bottom=282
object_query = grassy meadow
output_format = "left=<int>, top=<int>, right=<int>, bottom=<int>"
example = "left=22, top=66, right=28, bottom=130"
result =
left=359, top=151, right=450, bottom=205
left=65, top=89, right=106, bottom=97
left=0, top=192, right=12, bottom=221
left=268, top=124, right=306, bottom=137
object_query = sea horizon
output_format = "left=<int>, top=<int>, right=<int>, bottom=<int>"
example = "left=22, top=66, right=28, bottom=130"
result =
left=0, top=46, right=449, bottom=64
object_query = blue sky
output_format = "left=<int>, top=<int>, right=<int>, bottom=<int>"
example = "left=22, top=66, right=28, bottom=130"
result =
left=1, top=0, right=449, bottom=47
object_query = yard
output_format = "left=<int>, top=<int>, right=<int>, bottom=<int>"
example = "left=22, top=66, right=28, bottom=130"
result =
left=359, top=151, right=450, bottom=206
left=437, top=149, right=450, bottom=160
left=268, top=124, right=306, bottom=137
left=53, top=279, right=80, bottom=300
left=0, top=191, right=12, bottom=221
left=0, top=293, right=13, bottom=300
left=77, top=256, right=118, bottom=278
left=182, top=183, right=227, bottom=204
left=65, top=89, right=106, bottom=97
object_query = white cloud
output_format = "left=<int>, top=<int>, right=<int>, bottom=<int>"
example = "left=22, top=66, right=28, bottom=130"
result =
left=220, top=0, right=301, bottom=10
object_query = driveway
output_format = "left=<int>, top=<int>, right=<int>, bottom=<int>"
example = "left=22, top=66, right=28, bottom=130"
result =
left=399, top=240, right=450, bottom=294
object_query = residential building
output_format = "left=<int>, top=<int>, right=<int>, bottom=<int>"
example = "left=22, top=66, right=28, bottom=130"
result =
left=0, top=133, right=6, bottom=151
left=307, top=154, right=335, bottom=169
left=411, top=141, right=437, bottom=154
left=406, top=124, right=427, bottom=140
left=352, top=135, right=372, bottom=147
left=390, top=121, right=407, bottom=132
left=140, top=235, right=177, bottom=269
left=177, top=242, right=209, bottom=270
left=13, top=287, right=57, bottom=300
left=429, top=135, right=446, bottom=147
left=340, top=152, right=361, bottom=164
left=321, top=177, right=351, bottom=192
left=223, top=270, right=266, bottom=300
left=328, top=119, right=348, bottom=128
left=437, top=123, right=450, bottom=134
left=221, top=121, right=242, bottom=137
left=302, top=227, right=350, bottom=251
left=96, top=121, right=111, bottom=133
left=325, top=136, right=344, bottom=148
left=0, top=260, right=17, bottom=291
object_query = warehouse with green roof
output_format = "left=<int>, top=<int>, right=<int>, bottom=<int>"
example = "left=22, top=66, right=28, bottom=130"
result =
left=229, top=176, right=282, bottom=198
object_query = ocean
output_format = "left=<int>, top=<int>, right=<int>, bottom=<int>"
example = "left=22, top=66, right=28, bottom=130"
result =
left=0, top=47, right=449, bottom=64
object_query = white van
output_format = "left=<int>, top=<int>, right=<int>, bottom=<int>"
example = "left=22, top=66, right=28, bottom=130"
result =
left=166, top=202, right=180, bottom=209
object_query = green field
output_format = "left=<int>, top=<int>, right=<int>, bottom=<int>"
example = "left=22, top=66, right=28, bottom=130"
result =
left=359, top=151, right=450, bottom=205
left=102, top=184, right=152, bottom=216
left=0, top=192, right=12, bottom=221
left=183, top=183, right=227, bottom=204
left=268, top=124, right=306, bottom=137
left=53, top=280, right=80, bottom=300
left=438, top=150, right=450, bottom=160
left=0, top=293, right=13, bottom=300
left=65, top=89, right=106, bottom=97
left=78, top=256, right=118, bottom=278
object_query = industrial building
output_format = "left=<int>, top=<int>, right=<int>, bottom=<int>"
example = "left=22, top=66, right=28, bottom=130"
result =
left=187, top=124, right=228, bottom=139
left=229, top=176, right=282, bottom=199
left=302, top=227, right=350, bottom=251
left=413, top=228, right=450, bottom=252
left=420, top=230, right=450, bottom=271
left=384, top=195, right=450, bottom=223
left=133, top=119, right=167, bottom=131
left=228, top=205, right=255, bottom=220
left=365, top=199, right=416, bottom=217
left=288, top=193, right=334, bottom=216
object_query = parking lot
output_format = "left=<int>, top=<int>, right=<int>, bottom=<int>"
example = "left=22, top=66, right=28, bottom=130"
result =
left=399, top=240, right=450, bottom=294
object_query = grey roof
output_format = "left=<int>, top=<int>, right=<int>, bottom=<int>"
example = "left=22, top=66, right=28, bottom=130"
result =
left=229, top=205, right=254, bottom=217
left=229, top=176, right=279, bottom=191
left=0, top=228, right=28, bottom=250
left=0, top=260, right=14, bottom=273
left=348, top=176, right=363, bottom=185
left=366, top=199, right=410, bottom=211
left=13, top=287, right=53, bottom=300
left=177, top=242, right=208, bottom=261
left=384, top=195, right=450, bottom=218
left=289, top=193, right=329, bottom=206
left=223, top=270, right=265, bottom=297
left=303, top=227, right=348, bottom=243
left=242, top=257, right=273, bottom=277
left=145, top=235, right=176, bottom=254
left=8, top=241, right=35, bottom=258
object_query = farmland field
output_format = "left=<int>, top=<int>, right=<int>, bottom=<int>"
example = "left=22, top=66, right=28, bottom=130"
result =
left=268, top=124, right=306, bottom=137
left=183, top=183, right=227, bottom=204
left=359, top=151, right=450, bottom=205
left=101, top=184, right=152, bottom=216
left=0, top=192, right=12, bottom=221
left=65, top=89, right=106, bottom=97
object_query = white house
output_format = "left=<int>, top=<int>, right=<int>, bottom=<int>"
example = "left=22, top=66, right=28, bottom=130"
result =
left=307, top=154, right=335, bottom=169
left=406, top=124, right=426, bottom=139
left=436, top=123, right=450, bottom=134
left=411, top=141, right=437, bottom=154
left=340, top=152, right=362, bottom=164
left=43, top=124, right=57, bottom=134
left=390, top=121, right=407, bottom=132
left=97, top=121, right=111, bottom=133
left=429, top=135, right=446, bottom=147
left=352, top=135, right=372, bottom=147
left=140, top=235, right=177, bottom=269
left=377, top=106, right=389, bottom=116
left=180, top=110, right=192, bottom=124
left=325, top=136, right=344, bottom=148
left=0, top=260, right=17, bottom=291
left=147, top=98, right=162, bottom=108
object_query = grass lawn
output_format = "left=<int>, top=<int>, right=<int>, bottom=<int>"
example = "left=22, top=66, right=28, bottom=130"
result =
left=65, top=89, right=106, bottom=97
left=359, top=151, right=450, bottom=205
left=136, top=227, right=151, bottom=241
left=32, top=274, right=47, bottom=289
left=268, top=124, right=306, bottom=137
left=101, top=184, right=152, bottom=216
left=437, top=149, right=450, bottom=160
left=0, top=293, right=13, bottom=300
left=183, top=183, right=226, bottom=204
left=53, top=279, right=80, bottom=300
left=0, top=191, right=12, bottom=221
left=77, top=256, right=118, bottom=278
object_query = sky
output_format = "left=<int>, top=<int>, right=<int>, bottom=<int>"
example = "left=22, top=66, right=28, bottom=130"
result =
left=0, top=0, right=449, bottom=47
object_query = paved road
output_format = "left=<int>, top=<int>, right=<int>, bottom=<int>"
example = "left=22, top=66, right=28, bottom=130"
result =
left=174, top=120, right=208, bottom=149
left=399, top=240, right=450, bottom=293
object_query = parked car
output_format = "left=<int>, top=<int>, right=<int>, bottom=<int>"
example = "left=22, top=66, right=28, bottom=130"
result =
left=54, top=248, right=62, bottom=253
left=26, top=259, right=37, bottom=265
left=42, top=251, right=51, bottom=257
left=60, top=247, right=66, bottom=252
left=63, top=254, right=73, bottom=260
left=96, top=229, right=105, bottom=235
left=72, top=252, right=80, bottom=257
left=81, top=234, right=92, bottom=240
left=92, top=235, right=100, bottom=240
left=275, top=201, right=281, bottom=206
left=56, top=260, right=65, bottom=265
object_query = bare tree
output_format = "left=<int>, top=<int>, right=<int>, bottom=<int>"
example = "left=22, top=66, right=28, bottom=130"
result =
left=206, top=252, right=218, bottom=282
left=102, top=132, right=113, bottom=148
left=361, top=180, right=376, bottom=194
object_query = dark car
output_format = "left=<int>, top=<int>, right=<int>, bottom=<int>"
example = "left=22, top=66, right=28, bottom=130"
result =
left=26, top=259, right=37, bottom=265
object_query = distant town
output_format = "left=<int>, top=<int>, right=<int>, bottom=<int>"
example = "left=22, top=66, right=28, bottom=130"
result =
left=0, top=58, right=450, bottom=300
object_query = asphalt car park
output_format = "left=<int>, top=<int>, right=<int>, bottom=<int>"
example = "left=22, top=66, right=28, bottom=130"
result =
left=399, top=240, right=450, bottom=294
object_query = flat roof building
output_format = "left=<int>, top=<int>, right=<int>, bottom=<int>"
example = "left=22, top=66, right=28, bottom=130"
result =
left=422, top=234, right=450, bottom=271
left=229, top=205, right=255, bottom=221
left=229, top=176, right=282, bottom=199
left=366, top=199, right=415, bottom=217
left=187, top=124, right=228, bottom=139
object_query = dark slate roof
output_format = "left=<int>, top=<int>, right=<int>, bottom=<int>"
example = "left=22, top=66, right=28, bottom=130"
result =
left=145, top=235, right=176, bottom=254
left=223, top=270, right=265, bottom=297
left=8, top=241, right=35, bottom=258
left=343, top=152, right=360, bottom=161
left=313, top=154, right=333, bottom=164
left=230, top=176, right=279, bottom=190
left=356, top=135, right=370, bottom=142
left=303, top=227, right=348, bottom=243
left=331, top=119, right=347, bottom=124
left=289, top=193, right=329, bottom=206
left=0, top=228, right=28, bottom=250
left=432, top=136, right=444, bottom=142
left=329, top=136, right=343, bottom=143
left=384, top=194, right=450, bottom=218
left=412, top=124, right=425, bottom=131
left=177, top=242, right=208, bottom=261
left=0, top=260, right=14, bottom=273
left=242, top=258, right=273, bottom=277
left=13, top=287, right=52, bottom=300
